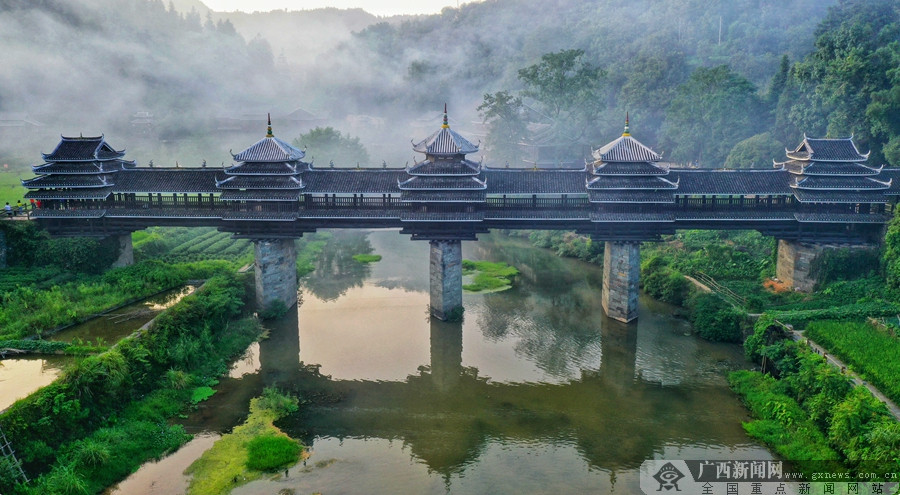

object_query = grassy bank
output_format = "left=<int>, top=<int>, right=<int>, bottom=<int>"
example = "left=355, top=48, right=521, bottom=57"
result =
left=805, top=320, right=900, bottom=405
left=185, top=388, right=302, bottom=495
left=733, top=319, right=900, bottom=478
left=0, top=259, right=233, bottom=340
left=0, top=274, right=262, bottom=493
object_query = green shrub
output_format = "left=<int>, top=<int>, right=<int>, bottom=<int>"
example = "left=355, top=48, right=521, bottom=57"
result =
left=352, top=254, right=382, bottom=263
left=72, top=439, right=111, bottom=467
left=641, top=255, right=689, bottom=305
left=688, top=293, right=744, bottom=342
left=190, top=386, right=216, bottom=404
left=256, top=387, right=300, bottom=417
left=729, top=370, right=840, bottom=466
left=43, top=463, right=90, bottom=495
left=827, top=386, right=895, bottom=469
left=259, top=299, right=289, bottom=320
left=245, top=435, right=302, bottom=471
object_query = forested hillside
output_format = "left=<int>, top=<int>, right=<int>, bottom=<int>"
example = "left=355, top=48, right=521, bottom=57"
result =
left=0, top=0, right=280, bottom=133
left=2, top=0, right=898, bottom=170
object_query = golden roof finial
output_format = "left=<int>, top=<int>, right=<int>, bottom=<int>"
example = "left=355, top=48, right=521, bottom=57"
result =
left=442, top=103, right=449, bottom=129
left=623, top=112, right=631, bottom=137
left=266, top=113, right=273, bottom=138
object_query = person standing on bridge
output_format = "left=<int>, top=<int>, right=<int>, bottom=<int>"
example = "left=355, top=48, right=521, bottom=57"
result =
left=16, top=200, right=23, bottom=215
left=4, top=202, right=12, bottom=217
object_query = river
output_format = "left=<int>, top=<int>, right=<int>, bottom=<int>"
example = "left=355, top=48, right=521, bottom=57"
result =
left=115, top=230, right=775, bottom=494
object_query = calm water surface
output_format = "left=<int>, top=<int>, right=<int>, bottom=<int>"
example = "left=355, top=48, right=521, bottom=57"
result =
left=117, top=230, right=774, bottom=494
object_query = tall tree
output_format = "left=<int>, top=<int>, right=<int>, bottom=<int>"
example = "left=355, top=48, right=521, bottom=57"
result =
left=517, top=49, right=606, bottom=141
left=660, top=65, right=765, bottom=166
left=477, top=91, right=527, bottom=166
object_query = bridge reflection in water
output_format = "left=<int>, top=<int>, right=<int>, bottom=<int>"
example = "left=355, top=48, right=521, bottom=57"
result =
left=224, top=230, right=771, bottom=493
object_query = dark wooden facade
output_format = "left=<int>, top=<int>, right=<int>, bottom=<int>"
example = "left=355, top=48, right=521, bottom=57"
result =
left=23, top=116, right=899, bottom=243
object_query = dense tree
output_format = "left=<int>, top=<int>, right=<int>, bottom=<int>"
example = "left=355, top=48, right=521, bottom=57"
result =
left=294, top=127, right=371, bottom=167
left=517, top=49, right=606, bottom=141
left=660, top=65, right=765, bottom=166
left=777, top=0, right=900, bottom=164
left=724, top=132, right=785, bottom=169
left=882, top=211, right=900, bottom=290
left=477, top=91, right=527, bottom=165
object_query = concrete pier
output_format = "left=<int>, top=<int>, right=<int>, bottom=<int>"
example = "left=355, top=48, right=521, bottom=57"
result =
left=601, top=241, right=640, bottom=323
left=110, top=233, right=134, bottom=268
left=254, top=238, right=298, bottom=310
left=429, top=239, right=463, bottom=320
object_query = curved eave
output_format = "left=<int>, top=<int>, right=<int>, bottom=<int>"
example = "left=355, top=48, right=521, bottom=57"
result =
left=397, top=176, right=487, bottom=190
left=791, top=178, right=891, bottom=191
left=585, top=176, right=679, bottom=190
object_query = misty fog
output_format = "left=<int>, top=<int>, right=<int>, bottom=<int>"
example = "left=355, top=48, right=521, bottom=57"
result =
left=6, top=0, right=889, bottom=197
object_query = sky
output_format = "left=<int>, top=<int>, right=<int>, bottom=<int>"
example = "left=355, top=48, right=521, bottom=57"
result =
left=201, top=0, right=473, bottom=17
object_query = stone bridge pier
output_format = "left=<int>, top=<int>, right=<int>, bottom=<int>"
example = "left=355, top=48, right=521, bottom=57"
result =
left=110, top=233, right=134, bottom=268
left=601, top=241, right=641, bottom=323
left=429, top=239, right=463, bottom=320
left=776, top=239, right=878, bottom=292
left=254, top=238, right=299, bottom=311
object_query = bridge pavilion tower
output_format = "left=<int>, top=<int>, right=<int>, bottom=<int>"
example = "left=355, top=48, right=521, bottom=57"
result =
left=775, top=136, right=889, bottom=291
left=401, top=105, right=487, bottom=320
left=588, top=116, right=677, bottom=322
left=217, top=116, right=307, bottom=310
left=23, top=135, right=137, bottom=267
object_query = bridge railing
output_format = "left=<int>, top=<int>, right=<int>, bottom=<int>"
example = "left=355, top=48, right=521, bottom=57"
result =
left=24, top=193, right=893, bottom=219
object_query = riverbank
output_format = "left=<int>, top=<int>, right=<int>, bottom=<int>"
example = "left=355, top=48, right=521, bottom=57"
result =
left=730, top=316, right=900, bottom=479
left=0, top=274, right=262, bottom=493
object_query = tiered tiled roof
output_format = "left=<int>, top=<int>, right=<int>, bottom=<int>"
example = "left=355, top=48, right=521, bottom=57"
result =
left=587, top=118, right=676, bottom=204
left=24, top=135, right=135, bottom=201
left=218, top=116, right=307, bottom=205
left=778, top=136, right=890, bottom=203
left=675, top=169, right=792, bottom=196
left=400, top=106, right=486, bottom=206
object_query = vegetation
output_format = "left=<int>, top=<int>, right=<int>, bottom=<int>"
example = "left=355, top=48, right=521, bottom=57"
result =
left=640, top=255, right=689, bottom=306
left=133, top=227, right=253, bottom=265
left=0, top=339, right=105, bottom=356
left=525, top=231, right=602, bottom=263
left=0, top=274, right=261, bottom=493
left=732, top=327, right=900, bottom=477
left=0, top=259, right=233, bottom=340
left=729, top=370, right=840, bottom=468
left=245, top=435, right=302, bottom=472
left=661, top=65, right=765, bottom=166
left=352, top=253, right=382, bottom=263
left=462, top=260, right=519, bottom=293
left=293, top=127, right=371, bottom=167
left=688, top=293, right=744, bottom=343
left=185, top=388, right=301, bottom=495
left=805, top=320, right=900, bottom=405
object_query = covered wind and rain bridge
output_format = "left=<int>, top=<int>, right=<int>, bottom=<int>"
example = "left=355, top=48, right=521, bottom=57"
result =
left=20, top=111, right=900, bottom=322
